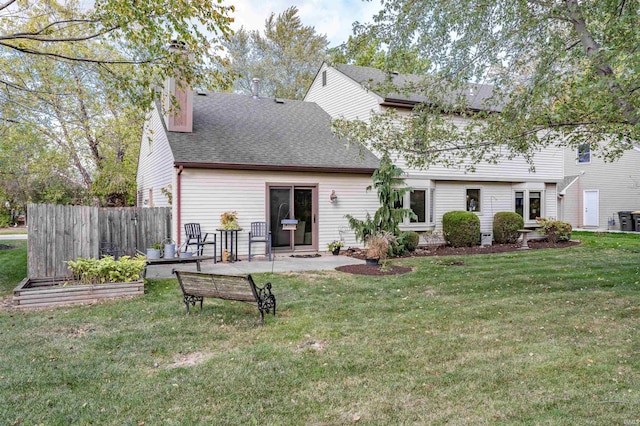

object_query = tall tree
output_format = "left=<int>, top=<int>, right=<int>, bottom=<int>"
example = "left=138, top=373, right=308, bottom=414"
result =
left=338, top=0, right=639, bottom=168
left=328, top=28, right=430, bottom=75
left=1, top=0, right=234, bottom=207
left=0, top=0, right=234, bottom=104
left=225, top=6, right=329, bottom=100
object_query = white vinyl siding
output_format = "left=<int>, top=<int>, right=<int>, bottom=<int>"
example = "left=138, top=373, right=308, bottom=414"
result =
left=177, top=168, right=378, bottom=256
left=136, top=105, right=175, bottom=208
left=562, top=147, right=640, bottom=229
left=433, top=181, right=557, bottom=233
left=304, top=63, right=381, bottom=122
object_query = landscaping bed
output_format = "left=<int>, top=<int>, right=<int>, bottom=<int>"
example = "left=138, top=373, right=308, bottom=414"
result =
left=13, top=277, right=144, bottom=308
left=344, top=238, right=581, bottom=260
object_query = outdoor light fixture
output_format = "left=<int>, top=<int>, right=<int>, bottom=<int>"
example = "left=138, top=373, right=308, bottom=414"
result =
left=329, top=190, right=338, bottom=203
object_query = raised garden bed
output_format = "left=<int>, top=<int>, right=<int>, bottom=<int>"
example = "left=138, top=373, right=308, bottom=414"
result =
left=13, top=277, right=144, bottom=308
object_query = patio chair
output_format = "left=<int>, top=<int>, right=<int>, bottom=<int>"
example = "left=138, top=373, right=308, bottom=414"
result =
left=184, top=223, right=217, bottom=261
left=248, top=221, right=271, bottom=262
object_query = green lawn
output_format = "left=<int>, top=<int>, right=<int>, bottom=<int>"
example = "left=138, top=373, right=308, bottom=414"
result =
left=0, top=239, right=27, bottom=294
left=1, top=232, right=639, bottom=424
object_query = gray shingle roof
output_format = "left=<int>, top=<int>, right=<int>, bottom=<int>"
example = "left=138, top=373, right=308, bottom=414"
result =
left=335, top=63, right=501, bottom=112
left=558, top=175, right=581, bottom=194
left=165, top=92, right=379, bottom=172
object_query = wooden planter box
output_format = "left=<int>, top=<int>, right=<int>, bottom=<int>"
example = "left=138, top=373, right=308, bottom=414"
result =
left=13, top=277, right=144, bottom=308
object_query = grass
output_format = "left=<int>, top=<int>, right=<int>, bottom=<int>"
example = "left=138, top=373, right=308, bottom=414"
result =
left=0, top=239, right=27, bottom=294
left=0, top=232, right=639, bottom=424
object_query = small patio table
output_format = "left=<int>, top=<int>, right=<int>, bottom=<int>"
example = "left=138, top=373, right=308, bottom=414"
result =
left=218, top=229, right=241, bottom=262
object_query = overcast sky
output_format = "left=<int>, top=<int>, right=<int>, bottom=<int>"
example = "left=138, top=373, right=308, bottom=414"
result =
left=227, top=0, right=382, bottom=47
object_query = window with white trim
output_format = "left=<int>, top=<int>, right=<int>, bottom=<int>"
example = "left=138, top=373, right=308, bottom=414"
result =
left=466, top=188, right=481, bottom=212
left=515, top=190, right=544, bottom=221
left=397, top=187, right=434, bottom=227
left=577, top=144, right=591, bottom=164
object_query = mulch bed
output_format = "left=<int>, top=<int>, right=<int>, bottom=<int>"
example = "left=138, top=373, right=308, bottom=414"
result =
left=337, top=239, right=581, bottom=276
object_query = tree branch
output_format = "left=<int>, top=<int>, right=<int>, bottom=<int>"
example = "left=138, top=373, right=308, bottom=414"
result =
left=0, top=41, right=161, bottom=65
left=2, top=25, right=119, bottom=43
left=0, top=0, right=17, bottom=12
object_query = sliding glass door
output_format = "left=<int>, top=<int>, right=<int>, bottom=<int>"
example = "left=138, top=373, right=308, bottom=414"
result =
left=268, top=185, right=316, bottom=251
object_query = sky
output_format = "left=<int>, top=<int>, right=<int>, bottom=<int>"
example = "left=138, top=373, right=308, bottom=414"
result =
left=227, top=0, right=382, bottom=47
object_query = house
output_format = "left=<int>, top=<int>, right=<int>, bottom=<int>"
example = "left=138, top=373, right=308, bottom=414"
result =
left=558, top=144, right=640, bottom=230
left=304, top=62, right=565, bottom=236
left=136, top=76, right=380, bottom=258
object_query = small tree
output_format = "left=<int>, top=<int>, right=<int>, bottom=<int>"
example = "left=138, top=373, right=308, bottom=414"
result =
left=346, top=154, right=416, bottom=242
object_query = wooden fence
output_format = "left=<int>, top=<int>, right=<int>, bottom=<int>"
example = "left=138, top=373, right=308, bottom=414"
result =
left=28, top=204, right=171, bottom=279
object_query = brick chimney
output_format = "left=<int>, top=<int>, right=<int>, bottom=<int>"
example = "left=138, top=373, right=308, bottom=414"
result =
left=162, top=41, right=193, bottom=133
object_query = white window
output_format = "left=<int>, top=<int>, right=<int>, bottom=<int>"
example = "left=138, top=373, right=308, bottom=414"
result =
left=466, top=188, right=481, bottom=213
left=515, top=190, right=544, bottom=221
left=577, top=144, right=591, bottom=164
left=398, top=187, right=434, bottom=227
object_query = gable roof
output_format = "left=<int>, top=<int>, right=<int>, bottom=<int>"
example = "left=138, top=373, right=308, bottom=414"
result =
left=334, top=63, right=501, bottom=112
left=163, top=92, right=379, bottom=173
left=558, top=174, right=581, bottom=195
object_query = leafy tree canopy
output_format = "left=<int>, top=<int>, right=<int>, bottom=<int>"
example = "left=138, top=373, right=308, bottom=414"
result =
left=0, top=0, right=235, bottom=104
left=1, top=0, right=235, bottom=208
left=225, top=6, right=329, bottom=100
left=337, top=0, right=639, bottom=168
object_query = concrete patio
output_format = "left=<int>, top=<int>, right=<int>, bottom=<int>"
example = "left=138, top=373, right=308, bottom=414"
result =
left=143, top=253, right=365, bottom=279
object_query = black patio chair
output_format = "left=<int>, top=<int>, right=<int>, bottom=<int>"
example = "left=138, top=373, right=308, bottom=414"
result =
left=184, top=223, right=217, bottom=261
left=248, top=221, right=271, bottom=262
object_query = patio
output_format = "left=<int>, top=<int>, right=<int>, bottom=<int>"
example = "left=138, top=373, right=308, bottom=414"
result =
left=142, top=252, right=365, bottom=278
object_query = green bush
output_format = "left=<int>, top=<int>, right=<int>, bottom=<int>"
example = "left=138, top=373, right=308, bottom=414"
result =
left=399, top=231, right=420, bottom=252
left=442, top=211, right=481, bottom=247
left=493, top=212, right=524, bottom=244
left=536, top=218, right=572, bottom=243
left=66, top=255, right=147, bottom=285
left=0, top=212, right=10, bottom=228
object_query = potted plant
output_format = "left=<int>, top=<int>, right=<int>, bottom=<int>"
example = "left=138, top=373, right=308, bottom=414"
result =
left=219, top=211, right=242, bottom=230
left=146, top=242, right=162, bottom=260
left=328, top=240, right=344, bottom=255
left=365, top=232, right=393, bottom=265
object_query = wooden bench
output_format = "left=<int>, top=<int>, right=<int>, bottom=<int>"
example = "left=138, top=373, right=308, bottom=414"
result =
left=172, top=270, right=276, bottom=323
left=142, top=255, right=216, bottom=278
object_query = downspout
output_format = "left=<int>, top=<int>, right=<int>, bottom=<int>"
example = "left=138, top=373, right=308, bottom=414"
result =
left=177, top=165, right=183, bottom=247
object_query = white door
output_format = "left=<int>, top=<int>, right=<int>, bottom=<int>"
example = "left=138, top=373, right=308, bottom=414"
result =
left=583, top=190, right=599, bottom=227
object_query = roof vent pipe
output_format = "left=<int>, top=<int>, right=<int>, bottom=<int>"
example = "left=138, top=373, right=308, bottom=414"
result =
left=251, top=78, right=260, bottom=99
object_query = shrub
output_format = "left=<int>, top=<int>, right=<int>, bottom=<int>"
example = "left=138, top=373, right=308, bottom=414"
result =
left=493, top=212, right=524, bottom=244
left=536, top=218, right=572, bottom=243
left=442, top=211, right=481, bottom=247
left=0, top=212, right=10, bottom=228
left=399, top=231, right=420, bottom=252
left=366, top=231, right=395, bottom=260
left=345, top=154, right=416, bottom=242
left=66, top=255, right=147, bottom=285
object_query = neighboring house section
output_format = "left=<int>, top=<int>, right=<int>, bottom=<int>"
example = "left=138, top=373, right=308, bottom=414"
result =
left=136, top=106, right=175, bottom=209
left=559, top=145, right=640, bottom=230
left=137, top=79, right=380, bottom=257
left=305, top=62, right=563, bottom=235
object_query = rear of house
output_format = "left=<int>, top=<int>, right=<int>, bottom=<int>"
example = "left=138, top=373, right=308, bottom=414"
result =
left=137, top=78, right=380, bottom=258
left=305, top=62, right=564, bottom=237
